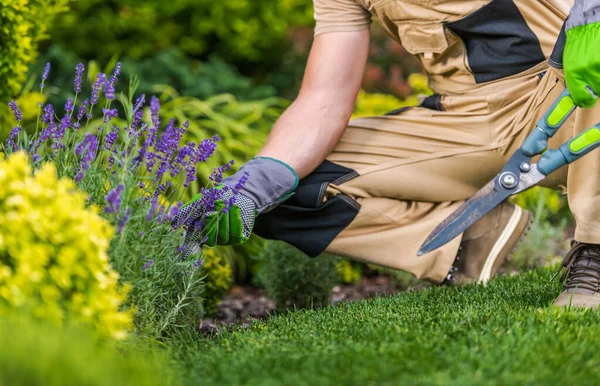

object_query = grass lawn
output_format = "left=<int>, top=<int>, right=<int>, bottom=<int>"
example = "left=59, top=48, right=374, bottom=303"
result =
left=181, top=268, right=600, bottom=386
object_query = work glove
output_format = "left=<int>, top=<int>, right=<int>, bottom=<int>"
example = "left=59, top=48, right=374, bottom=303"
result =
left=173, top=157, right=298, bottom=257
left=564, top=0, right=600, bottom=108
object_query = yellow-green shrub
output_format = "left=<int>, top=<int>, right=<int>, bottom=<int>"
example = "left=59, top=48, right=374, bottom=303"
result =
left=0, top=0, right=68, bottom=104
left=336, top=260, right=362, bottom=285
left=352, top=73, right=432, bottom=118
left=0, top=152, right=133, bottom=339
left=201, top=249, right=233, bottom=315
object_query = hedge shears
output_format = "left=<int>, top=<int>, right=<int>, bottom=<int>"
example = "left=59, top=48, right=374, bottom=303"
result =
left=418, top=88, right=600, bottom=256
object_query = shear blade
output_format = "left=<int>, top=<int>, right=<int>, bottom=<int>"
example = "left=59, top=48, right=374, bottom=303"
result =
left=417, top=179, right=508, bottom=256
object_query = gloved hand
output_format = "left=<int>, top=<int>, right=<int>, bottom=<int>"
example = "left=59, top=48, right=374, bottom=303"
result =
left=564, top=0, right=600, bottom=108
left=173, top=157, right=298, bottom=256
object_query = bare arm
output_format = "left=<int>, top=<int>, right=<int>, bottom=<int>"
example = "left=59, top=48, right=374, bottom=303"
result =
left=257, top=29, right=370, bottom=178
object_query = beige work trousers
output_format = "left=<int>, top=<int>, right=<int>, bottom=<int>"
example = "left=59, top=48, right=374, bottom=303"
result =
left=325, top=64, right=600, bottom=283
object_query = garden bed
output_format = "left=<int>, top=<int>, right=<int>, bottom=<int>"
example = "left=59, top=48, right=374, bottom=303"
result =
left=200, top=274, right=413, bottom=335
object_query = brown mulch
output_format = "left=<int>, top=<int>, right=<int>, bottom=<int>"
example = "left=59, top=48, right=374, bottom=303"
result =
left=199, top=275, right=406, bottom=335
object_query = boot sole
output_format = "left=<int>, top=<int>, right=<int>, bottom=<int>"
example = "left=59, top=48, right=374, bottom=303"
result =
left=478, top=205, right=532, bottom=283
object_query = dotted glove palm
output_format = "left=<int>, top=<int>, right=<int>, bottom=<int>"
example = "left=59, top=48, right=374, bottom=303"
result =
left=564, top=1, right=600, bottom=108
left=174, top=157, right=298, bottom=256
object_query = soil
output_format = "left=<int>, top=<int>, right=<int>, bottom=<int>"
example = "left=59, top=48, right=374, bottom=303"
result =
left=199, top=275, right=409, bottom=336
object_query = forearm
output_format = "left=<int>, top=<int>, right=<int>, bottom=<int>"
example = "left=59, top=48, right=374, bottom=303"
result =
left=257, top=92, right=354, bottom=179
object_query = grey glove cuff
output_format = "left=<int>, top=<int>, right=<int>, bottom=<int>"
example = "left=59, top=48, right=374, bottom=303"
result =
left=567, top=0, right=600, bottom=30
left=222, top=157, right=299, bottom=214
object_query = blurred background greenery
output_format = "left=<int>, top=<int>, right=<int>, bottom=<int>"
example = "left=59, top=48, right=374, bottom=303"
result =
left=1, top=0, right=572, bottom=321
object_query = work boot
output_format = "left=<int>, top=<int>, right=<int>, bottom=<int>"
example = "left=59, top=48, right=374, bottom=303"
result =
left=445, top=201, right=532, bottom=285
left=553, top=241, right=600, bottom=309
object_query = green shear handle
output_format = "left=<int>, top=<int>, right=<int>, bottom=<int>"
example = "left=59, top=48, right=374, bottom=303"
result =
left=519, top=87, right=600, bottom=175
left=521, top=89, right=577, bottom=156
left=538, top=125, right=600, bottom=175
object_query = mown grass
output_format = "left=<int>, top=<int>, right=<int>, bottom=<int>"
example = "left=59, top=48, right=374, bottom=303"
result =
left=181, top=268, right=600, bottom=386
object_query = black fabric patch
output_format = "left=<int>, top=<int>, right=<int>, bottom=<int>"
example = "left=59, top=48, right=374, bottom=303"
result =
left=549, top=22, right=566, bottom=69
left=254, top=161, right=360, bottom=257
left=444, top=0, right=546, bottom=83
left=385, top=106, right=411, bottom=116
left=420, top=94, right=444, bottom=111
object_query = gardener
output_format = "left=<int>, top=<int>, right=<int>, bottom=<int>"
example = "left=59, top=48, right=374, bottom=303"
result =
left=178, top=0, right=600, bottom=308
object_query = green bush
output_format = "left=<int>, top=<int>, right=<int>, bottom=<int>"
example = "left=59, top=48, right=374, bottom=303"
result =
left=0, top=0, right=68, bottom=123
left=35, top=46, right=278, bottom=105
left=352, top=74, right=432, bottom=118
left=336, top=260, right=363, bottom=285
left=50, top=0, right=313, bottom=69
left=509, top=187, right=571, bottom=270
left=257, top=241, right=339, bottom=311
left=0, top=312, right=175, bottom=386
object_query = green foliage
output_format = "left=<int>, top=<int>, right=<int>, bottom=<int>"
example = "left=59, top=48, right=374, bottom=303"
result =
left=336, top=260, right=363, bottom=285
left=201, top=249, right=234, bottom=316
left=36, top=46, right=278, bottom=105
left=0, top=312, right=175, bottom=386
left=181, top=269, right=600, bottom=386
left=0, top=0, right=68, bottom=100
left=256, top=241, right=339, bottom=311
left=0, top=0, right=68, bottom=123
left=512, top=186, right=573, bottom=224
left=509, top=187, right=571, bottom=270
left=352, top=74, right=432, bottom=118
left=50, top=0, right=314, bottom=68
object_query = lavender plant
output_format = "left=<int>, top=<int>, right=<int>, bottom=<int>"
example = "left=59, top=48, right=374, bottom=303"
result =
left=2, top=63, right=231, bottom=342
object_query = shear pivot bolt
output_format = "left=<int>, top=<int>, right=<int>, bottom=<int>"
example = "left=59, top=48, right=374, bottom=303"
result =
left=500, top=173, right=518, bottom=189
left=520, top=162, right=531, bottom=173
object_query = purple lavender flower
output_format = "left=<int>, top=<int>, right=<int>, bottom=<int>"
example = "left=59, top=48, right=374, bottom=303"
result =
left=133, top=94, right=145, bottom=112
left=145, top=151, right=158, bottom=173
left=74, top=99, right=88, bottom=130
left=166, top=202, right=183, bottom=223
left=38, top=104, right=57, bottom=154
left=8, top=101, right=22, bottom=121
left=64, top=98, right=74, bottom=114
left=150, top=96, right=160, bottom=124
left=139, top=231, right=146, bottom=238
left=103, top=63, right=121, bottom=101
left=104, top=79, right=115, bottom=101
left=74, top=133, right=99, bottom=182
left=212, top=135, right=220, bottom=142
left=107, top=154, right=115, bottom=171
left=130, top=108, right=144, bottom=135
left=5, top=126, right=22, bottom=152
left=90, top=73, right=105, bottom=109
left=74, top=63, right=84, bottom=93
left=157, top=205, right=166, bottom=223
left=142, top=259, right=154, bottom=271
left=118, top=208, right=131, bottom=232
left=110, top=62, right=122, bottom=84
left=41, top=104, right=54, bottom=124
left=197, top=138, right=218, bottom=163
left=138, top=182, right=146, bottom=189
left=102, top=108, right=118, bottom=123
left=193, top=259, right=204, bottom=271
left=104, top=127, right=120, bottom=151
left=40, top=63, right=50, bottom=88
left=104, top=184, right=124, bottom=213
left=209, top=161, right=233, bottom=184
left=146, top=197, right=159, bottom=222
left=171, top=142, right=196, bottom=178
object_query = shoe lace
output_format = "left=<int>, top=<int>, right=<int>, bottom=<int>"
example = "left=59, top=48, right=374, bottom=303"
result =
left=551, top=241, right=600, bottom=292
